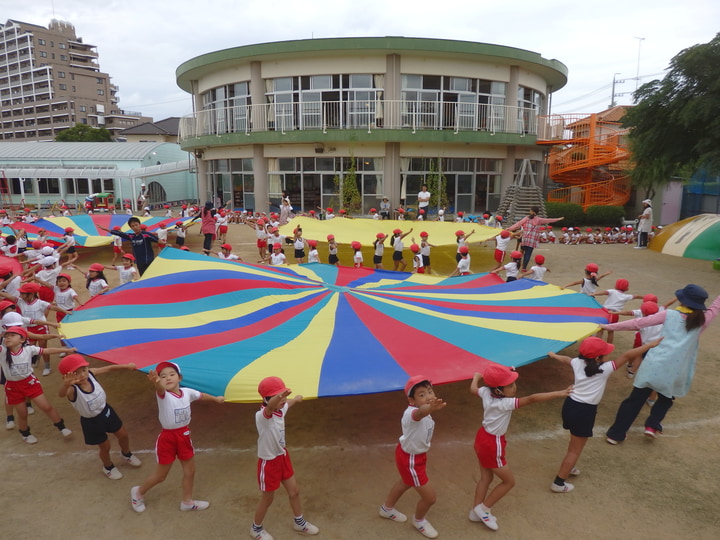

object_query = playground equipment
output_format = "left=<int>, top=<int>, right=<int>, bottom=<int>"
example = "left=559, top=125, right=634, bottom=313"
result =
left=537, top=109, right=631, bottom=209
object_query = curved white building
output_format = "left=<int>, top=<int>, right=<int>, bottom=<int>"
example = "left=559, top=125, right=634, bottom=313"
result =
left=176, top=37, right=567, bottom=215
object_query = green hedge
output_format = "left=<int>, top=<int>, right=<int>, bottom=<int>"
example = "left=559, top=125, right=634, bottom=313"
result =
left=585, top=205, right=625, bottom=226
left=545, top=203, right=627, bottom=227
left=545, top=202, right=585, bottom=226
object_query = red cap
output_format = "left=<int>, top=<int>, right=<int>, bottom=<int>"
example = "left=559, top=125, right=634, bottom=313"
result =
left=175, top=221, right=183, bottom=226
left=122, top=254, right=136, bottom=262
left=19, top=282, right=42, bottom=294
left=309, top=210, right=315, bottom=215
left=393, top=228, right=402, bottom=234
left=182, top=204, right=187, bottom=209
left=641, top=301, right=659, bottom=316
left=32, top=240, right=43, bottom=249
left=615, top=278, right=629, bottom=292
left=258, top=376, right=288, bottom=398
left=163, top=205, right=170, bottom=209
left=57, top=273, right=72, bottom=283
left=410, top=243, right=420, bottom=252
left=24, top=207, right=30, bottom=212
left=534, top=254, right=545, bottom=264
left=221, top=243, right=232, bottom=250
left=64, top=227, right=74, bottom=233
left=585, top=263, right=599, bottom=273
left=586, top=228, right=592, bottom=232
left=483, top=213, right=490, bottom=219
left=496, top=215, right=503, bottom=221
left=112, top=225, right=121, bottom=230
left=89, top=263, right=105, bottom=272
left=272, top=243, right=282, bottom=250
left=351, top=241, right=361, bottom=249
left=58, top=354, right=89, bottom=375
left=376, top=232, right=386, bottom=239
left=510, top=250, right=522, bottom=259
left=455, top=230, right=465, bottom=237
left=457, top=211, right=464, bottom=216
left=180, top=246, right=190, bottom=251
left=405, top=375, right=430, bottom=397
left=0, top=299, right=16, bottom=311
left=308, top=239, right=317, bottom=248
left=156, top=361, right=180, bottom=375
left=339, top=209, right=346, bottom=214
left=500, top=230, right=510, bottom=238
left=459, top=246, right=469, bottom=254
left=605, top=227, right=611, bottom=231
left=579, top=336, right=614, bottom=359
left=419, top=209, right=425, bottom=214
left=326, top=207, right=333, bottom=213
left=420, top=231, right=428, bottom=237
left=398, top=208, right=405, bottom=213
left=326, top=234, right=335, bottom=241
left=4, top=326, right=28, bottom=339
left=483, top=364, right=518, bottom=387
left=562, top=227, right=567, bottom=231
left=370, top=208, right=377, bottom=213
left=643, top=294, right=658, bottom=303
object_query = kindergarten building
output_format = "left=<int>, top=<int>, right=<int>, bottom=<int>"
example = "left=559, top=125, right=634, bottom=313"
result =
left=176, top=37, right=567, bottom=215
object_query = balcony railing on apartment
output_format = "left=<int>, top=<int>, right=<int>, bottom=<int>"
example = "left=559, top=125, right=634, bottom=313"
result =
left=178, top=100, right=538, bottom=142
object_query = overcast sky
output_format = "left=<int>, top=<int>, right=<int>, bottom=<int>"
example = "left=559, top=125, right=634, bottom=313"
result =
left=4, top=0, right=719, bottom=121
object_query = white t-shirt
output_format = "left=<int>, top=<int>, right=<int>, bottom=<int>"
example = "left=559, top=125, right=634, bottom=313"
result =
left=413, top=254, right=424, bottom=271
left=603, top=289, right=634, bottom=311
left=526, top=265, right=547, bottom=282
left=631, top=308, right=665, bottom=342
left=308, top=249, right=320, bottom=263
left=639, top=206, right=653, bottom=233
left=353, top=251, right=363, bottom=266
left=495, top=235, right=511, bottom=252
left=503, top=261, right=519, bottom=279
left=399, top=406, right=434, bottom=455
left=17, top=298, right=50, bottom=322
left=478, top=386, right=518, bottom=436
left=256, top=403, right=288, bottom=460
left=218, top=252, right=240, bottom=261
left=156, top=387, right=202, bottom=430
left=417, top=190, right=431, bottom=209
left=569, top=357, right=616, bottom=405
left=374, top=243, right=384, bottom=257
left=54, top=286, right=78, bottom=311
left=115, top=265, right=137, bottom=285
left=87, top=278, right=108, bottom=297
left=270, top=252, right=287, bottom=265
left=0, top=344, right=43, bottom=381
left=456, top=257, right=471, bottom=274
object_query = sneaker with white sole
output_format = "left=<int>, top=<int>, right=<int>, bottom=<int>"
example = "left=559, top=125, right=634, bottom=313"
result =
left=124, top=453, right=142, bottom=467
left=27, top=405, right=35, bottom=415
left=468, top=508, right=482, bottom=522
left=570, top=466, right=580, bottom=476
left=104, top=466, right=123, bottom=480
left=644, top=427, right=660, bottom=439
left=249, top=526, right=273, bottom=540
left=6, top=419, right=15, bottom=430
left=23, top=433, right=38, bottom=444
left=180, top=500, right=209, bottom=511
left=551, top=481, right=574, bottom=493
left=606, top=436, right=620, bottom=445
left=130, top=486, right=146, bottom=513
left=472, top=505, right=499, bottom=531
left=412, top=518, right=438, bottom=538
left=379, top=506, right=407, bottom=522
left=61, top=428, right=72, bottom=437
left=42, top=367, right=52, bottom=376
left=292, top=521, right=319, bottom=535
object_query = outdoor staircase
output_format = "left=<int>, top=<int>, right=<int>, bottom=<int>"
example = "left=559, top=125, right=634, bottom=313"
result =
left=496, top=159, right=547, bottom=224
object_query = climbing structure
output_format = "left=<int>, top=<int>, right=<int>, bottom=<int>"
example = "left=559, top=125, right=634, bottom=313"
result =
left=496, top=159, right=547, bottom=223
left=537, top=107, right=631, bottom=209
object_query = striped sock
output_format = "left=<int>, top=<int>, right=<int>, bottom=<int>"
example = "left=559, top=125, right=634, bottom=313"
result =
left=294, top=515, right=307, bottom=528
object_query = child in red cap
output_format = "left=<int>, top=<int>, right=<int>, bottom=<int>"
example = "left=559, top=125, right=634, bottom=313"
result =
left=373, top=232, right=387, bottom=269
left=58, top=354, right=142, bottom=480
left=326, top=234, right=339, bottom=266
left=469, top=365, right=571, bottom=531
left=561, top=262, right=612, bottom=295
left=391, top=227, right=413, bottom=272
left=251, top=377, right=318, bottom=539
left=547, top=336, right=661, bottom=493
left=519, top=254, right=550, bottom=282
left=380, top=376, right=446, bottom=539
left=131, top=361, right=224, bottom=514
left=592, top=279, right=644, bottom=343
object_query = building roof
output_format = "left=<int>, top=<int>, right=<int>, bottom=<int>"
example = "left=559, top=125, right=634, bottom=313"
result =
left=0, top=142, right=167, bottom=161
left=119, top=117, right=180, bottom=136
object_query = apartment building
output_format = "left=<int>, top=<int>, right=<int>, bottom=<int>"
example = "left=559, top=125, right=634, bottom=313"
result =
left=0, top=18, right=150, bottom=141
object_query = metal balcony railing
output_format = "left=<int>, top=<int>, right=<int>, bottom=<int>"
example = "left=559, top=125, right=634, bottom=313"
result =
left=178, top=100, right=538, bottom=142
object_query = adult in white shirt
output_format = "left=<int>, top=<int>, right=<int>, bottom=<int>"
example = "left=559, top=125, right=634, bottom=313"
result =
left=417, top=184, right=431, bottom=216
left=636, top=199, right=653, bottom=249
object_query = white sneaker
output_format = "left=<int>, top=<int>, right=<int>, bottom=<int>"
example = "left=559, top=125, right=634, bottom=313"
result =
left=379, top=506, right=407, bottom=522
left=5, top=419, right=15, bottom=430
left=124, top=453, right=142, bottom=467
left=550, top=481, right=574, bottom=493
left=180, top=500, right=209, bottom=511
left=412, top=518, right=438, bottom=538
left=104, top=466, right=123, bottom=480
left=570, top=466, right=580, bottom=476
left=61, top=427, right=72, bottom=437
left=249, top=527, right=273, bottom=540
left=42, top=367, right=52, bottom=376
left=27, top=405, right=35, bottom=415
left=292, top=521, right=319, bottom=535
left=23, top=433, right=38, bottom=444
left=468, top=508, right=482, bottom=522
left=473, top=505, right=499, bottom=531
left=131, top=486, right=146, bottom=513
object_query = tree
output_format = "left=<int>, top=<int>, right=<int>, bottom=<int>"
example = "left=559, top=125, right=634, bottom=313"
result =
left=624, top=33, right=720, bottom=198
left=55, top=123, right=113, bottom=142
left=427, top=158, right=449, bottom=213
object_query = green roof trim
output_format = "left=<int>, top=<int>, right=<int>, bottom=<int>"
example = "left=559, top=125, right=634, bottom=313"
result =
left=176, top=36, right=567, bottom=93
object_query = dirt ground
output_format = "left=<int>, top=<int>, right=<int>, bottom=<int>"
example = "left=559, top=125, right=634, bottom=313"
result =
left=1, top=218, right=719, bottom=540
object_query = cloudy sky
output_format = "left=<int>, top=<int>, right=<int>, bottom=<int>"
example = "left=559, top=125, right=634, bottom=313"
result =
left=4, top=0, right=718, bottom=121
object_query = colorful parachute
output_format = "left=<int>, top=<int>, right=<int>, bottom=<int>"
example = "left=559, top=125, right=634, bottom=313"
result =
left=61, top=248, right=608, bottom=402
left=3, top=215, right=194, bottom=248
left=650, top=213, right=720, bottom=261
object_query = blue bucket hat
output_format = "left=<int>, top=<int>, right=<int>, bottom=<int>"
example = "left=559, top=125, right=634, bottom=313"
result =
left=675, top=284, right=708, bottom=310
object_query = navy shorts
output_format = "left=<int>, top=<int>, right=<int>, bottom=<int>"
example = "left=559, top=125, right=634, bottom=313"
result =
left=561, top=397, right=597, bottom=438
left=80, top=404, right=123, bottom=445
left=373, top=255, right=383, bottom=264
left=328, top=254, right=339, bottom=265
left=393, top=251, right=403, bottom=261
left=294, top=249, right=305, bottom=259
left=422, top=255, right=430, bottom=267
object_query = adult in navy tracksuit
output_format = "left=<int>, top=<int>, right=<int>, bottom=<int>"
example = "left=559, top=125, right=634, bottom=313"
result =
left=103, top=217, right=158, bottom=276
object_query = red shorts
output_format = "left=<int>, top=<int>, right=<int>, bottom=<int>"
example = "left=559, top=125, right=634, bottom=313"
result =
left=633, top=332, right=642, bottom=348
left=416, top=267, right=425, bottom=274
left=494, top=249, right=505, bottom=264
left=395, top=443, right=428, bottom=487
left=155, top=426, right=194, bottom=465
left=257, top=239, right=267, bottom=248
left=113, top=246, right=123, bottom=254
left=27, top=325, right=48, bottom=345
left=474, top=427, right=507, bottom=469
left=56, top=311, right=71, bottom=322
left=603, top=309, right=619, bottom=323
left=257, top=450, right=294, bottom=492
left=218, top=225, right=228, bottom=234
left=4, top=375, right=44, bottom=405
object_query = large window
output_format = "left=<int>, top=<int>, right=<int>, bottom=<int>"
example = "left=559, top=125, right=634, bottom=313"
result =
left=517, top=86, right=543, bottom=133
left=207, top=158, right=254, bottom=211
left=201, top=81, right=251, bottom=134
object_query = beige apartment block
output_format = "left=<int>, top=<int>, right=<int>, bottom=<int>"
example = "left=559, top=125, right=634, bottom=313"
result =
left=0, top=18, right=150, bottom=141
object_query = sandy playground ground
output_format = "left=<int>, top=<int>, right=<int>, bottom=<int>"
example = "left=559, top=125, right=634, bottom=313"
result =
left=1, top=219, right=719, bottom=540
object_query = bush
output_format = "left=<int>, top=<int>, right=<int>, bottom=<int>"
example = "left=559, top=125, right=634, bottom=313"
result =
left=545, top=202, right=585, bottom=226
left=584, top=205, right=626, bottom=226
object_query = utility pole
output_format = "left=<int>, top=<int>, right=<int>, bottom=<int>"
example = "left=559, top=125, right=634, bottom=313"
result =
left=610, top=73, right=623, bottom=107
left=634, top=37, right=645, bottom=95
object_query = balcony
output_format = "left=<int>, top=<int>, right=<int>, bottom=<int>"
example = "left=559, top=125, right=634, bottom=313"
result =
left=178, top=100, right=538, bottom=145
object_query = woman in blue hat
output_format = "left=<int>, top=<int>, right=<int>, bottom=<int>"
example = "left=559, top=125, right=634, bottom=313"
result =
left=601, top=284, right=720, bottom=443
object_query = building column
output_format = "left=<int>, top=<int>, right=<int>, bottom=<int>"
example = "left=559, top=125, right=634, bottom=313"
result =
left=249, top=61, right=267, bottom=131
left=384, top=142, right=400, bottom=209
left=384, top=54, right=402, bottom=207
left=501, top=146, right=516, bottom=194
left=253, top=144, right=268, bottom=214
left=196, top=156, right=209, bottom=204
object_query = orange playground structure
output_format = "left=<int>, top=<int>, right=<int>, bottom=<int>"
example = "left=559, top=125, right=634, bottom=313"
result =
left=537, top=108, right=631, bottom=209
